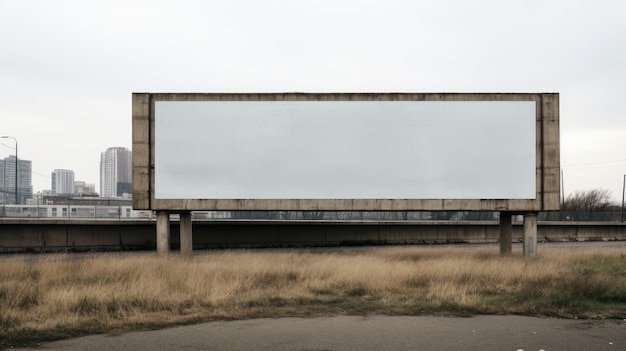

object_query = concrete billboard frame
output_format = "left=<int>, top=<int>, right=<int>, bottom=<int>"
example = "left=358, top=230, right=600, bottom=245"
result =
left=132, top=92, right=560, bottom=257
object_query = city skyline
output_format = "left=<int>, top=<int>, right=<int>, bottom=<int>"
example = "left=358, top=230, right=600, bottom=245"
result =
left=0, top=146, right=128, bottom=195
left=0, top=148, right=124, bottom=202
left=2, top=1, right=626, bottom=202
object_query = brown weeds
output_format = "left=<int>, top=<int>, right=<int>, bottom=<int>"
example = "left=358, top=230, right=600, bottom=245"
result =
left=1, top=246, right=625, bottom=347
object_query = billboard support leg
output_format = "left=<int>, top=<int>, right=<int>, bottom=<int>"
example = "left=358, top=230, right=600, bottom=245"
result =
left=523, top=212, right=538, bottom=259
left=499, top=212, right=512, bottom=255
left=180, top=211, right=193, bottom=256
left=156, top=211, right=170, bottom=255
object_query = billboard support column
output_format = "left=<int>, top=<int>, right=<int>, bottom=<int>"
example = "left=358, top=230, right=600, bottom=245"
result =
left=523, top=213, right=538, bottom=258
left=156, top=211, right=170, bottom=255
left=499, top=212, right=512, bottom=255
left=180, top=212, right=193, bottom=256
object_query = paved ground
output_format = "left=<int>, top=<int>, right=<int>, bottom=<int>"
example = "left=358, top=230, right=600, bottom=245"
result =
left=16, top=315, right=626, bottom=351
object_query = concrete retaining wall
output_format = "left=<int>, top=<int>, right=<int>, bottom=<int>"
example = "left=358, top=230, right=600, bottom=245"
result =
left=0, top=220, right=624, bottom=253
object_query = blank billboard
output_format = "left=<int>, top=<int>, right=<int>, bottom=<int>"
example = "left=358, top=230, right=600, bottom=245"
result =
left=132, top=93, right=560, bottom=211
left=154, top=100, right=536, bottom=200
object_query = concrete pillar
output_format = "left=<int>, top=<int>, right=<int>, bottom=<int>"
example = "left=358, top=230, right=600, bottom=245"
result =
left=156, top=211, right=170, bottom=256
left=523, top=212, right=538, bottom=259
left=180, top=212, right=193, bottom=256
left=499, top=212, right=513, bottom=255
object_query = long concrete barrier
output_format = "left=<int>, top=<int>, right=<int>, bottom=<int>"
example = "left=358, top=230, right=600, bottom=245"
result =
left=1, top=219, right=625, bottom=253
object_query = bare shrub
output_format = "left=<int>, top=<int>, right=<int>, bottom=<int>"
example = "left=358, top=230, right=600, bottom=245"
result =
left=563, top=188, right=613, bottom=212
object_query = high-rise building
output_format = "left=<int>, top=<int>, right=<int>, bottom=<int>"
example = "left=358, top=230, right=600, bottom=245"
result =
left=100, top=147, right=132, bottom=198
left=0, top=155, right=33, bottom=204
left=51, top=169, right=75, bottom=195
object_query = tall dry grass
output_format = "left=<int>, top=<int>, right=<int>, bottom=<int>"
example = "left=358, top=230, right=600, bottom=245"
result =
left=1, top=246, right=625, bottom=347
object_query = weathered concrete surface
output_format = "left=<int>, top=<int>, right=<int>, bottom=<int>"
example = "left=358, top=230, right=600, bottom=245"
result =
left=179, top=212, right=192, bottom=256
left=133, top=93, right=560, bottom=213
left=1, top=219, right=625, bottom=253
left=499, top=213, right=513, bottom=254
left=156, top=212, right=169, bottom=255
left=523, top=213, right=538, bottom=258
left=13, top=315, right=626, bottom=351
left=131, top=93, right=150, bottom=210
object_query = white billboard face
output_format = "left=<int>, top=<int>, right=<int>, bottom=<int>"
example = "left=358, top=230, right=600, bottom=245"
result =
left=154, top=100, right=536, bottom=200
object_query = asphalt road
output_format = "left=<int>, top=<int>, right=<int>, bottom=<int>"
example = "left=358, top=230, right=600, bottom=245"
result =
left=16, top=315, right=626, bottom=351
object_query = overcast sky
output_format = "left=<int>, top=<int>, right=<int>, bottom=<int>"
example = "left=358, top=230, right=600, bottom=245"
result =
left=1, top=0, right=626, bottom=202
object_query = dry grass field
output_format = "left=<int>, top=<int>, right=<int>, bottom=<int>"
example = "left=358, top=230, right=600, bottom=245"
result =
left=1, top=246, right=625, bottom=348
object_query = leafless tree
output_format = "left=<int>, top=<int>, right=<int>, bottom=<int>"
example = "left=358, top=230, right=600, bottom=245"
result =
left=562, top=188, right=613, bottom=212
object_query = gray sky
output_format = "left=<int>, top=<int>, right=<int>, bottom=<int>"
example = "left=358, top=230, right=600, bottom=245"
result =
left=1, top=0, right=626, bottom=202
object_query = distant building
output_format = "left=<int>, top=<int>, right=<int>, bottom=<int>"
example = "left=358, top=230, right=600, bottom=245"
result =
left=74, top=181, right=97, bottom=196
left=100, top=147, right=132, bottom=198
left=0, top=155, right=33, bottom=204
left=51, top=169, right=75, bottom=196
